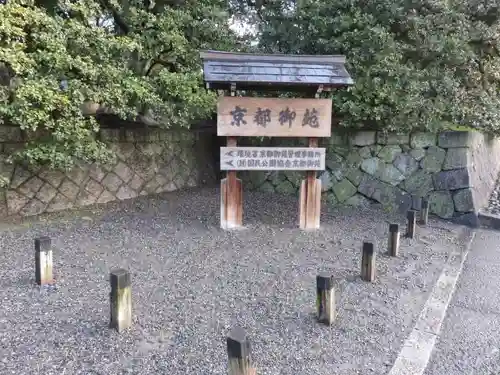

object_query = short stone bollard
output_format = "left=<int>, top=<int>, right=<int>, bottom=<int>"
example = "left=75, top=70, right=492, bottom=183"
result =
left=361, top=242, right=376, bottom=282
left=388, top=224, right=400, bottom=257
left=419, top=198, right=429, bottom=226
left=109, top=268, right=132, bottom=333
left=227, top=326, right=254, bottom=375
left=35, top=237, right=53, bottom=285
left=316, top=273, right=335, bottom=325
left=406, top=210, right=416, bottom=239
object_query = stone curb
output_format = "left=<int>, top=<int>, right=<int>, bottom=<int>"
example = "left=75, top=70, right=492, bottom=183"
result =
left=387, top=227, right=476, bottom=375
left=478, top=210, right=500, bottom=230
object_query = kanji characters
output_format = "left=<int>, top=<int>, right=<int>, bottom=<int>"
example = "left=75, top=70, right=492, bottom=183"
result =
left=254, top=107, right=271, bottom=127
left=230, top=106, right=247, bottom=126
left=279, top=107, right=297, bottom=128
left=302, top=108, right=319, bottom=128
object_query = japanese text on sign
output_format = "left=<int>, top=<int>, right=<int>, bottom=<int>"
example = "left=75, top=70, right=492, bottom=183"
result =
left=217, top=97, right=332, bottom=137
left=220, top=147, right=326, bottom=171
left=230, top=106, right=318, bottom=129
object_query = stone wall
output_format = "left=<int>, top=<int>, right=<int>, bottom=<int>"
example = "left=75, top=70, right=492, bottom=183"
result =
left=240, top=130, right=500, bottom=226
left=2, top=123, right=498, bottom=226
left=0, top=126, right=216, bottom=218
left=468, top=132, right=500, bottom=217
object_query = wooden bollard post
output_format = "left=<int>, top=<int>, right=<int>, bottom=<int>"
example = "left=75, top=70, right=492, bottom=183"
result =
left=419, top=198, right=429, bottom=226
left=388, top=224, right=400, bottom=257
left=406, top=210, right=416, bottom=239
left=361, top=242, right=376, bottom=282
left=227, top=326, right=253, bottom=375
left=316, top=273, right=335, bottom=325
left=35, top=237, right=53, bottom=285
left=109, top=268, right=132, bottom=333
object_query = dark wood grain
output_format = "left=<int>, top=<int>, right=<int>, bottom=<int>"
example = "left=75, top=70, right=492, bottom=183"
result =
left=388, top=224, right=400, bottom=257
left=361, top=242, right=376, bottom=282
left=407, top=210, right=417, bottom=239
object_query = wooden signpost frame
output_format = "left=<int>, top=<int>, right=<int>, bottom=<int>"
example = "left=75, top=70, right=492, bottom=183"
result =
left=220, top=135, right=243, bottom=230
left=220, top=87, right=244, bottom=230
left=219, top=87, right=328, bottom=230
left=299, top=136, right=322, bottom=230
left=200, top=50, right=354, bottom=231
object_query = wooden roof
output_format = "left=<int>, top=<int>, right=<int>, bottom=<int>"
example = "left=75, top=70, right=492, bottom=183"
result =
left=199, top=50, right=354, bottom=92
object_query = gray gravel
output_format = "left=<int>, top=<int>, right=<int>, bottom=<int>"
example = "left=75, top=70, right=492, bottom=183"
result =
left=0, top=187, right=465, bottom=375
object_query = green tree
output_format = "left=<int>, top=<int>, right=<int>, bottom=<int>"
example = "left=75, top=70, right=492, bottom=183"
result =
left=0, top=0, right=238, bottom=175
left=241, top=0, right=500, bottom=134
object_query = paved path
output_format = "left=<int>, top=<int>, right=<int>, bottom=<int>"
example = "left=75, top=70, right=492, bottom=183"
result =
left=425, top=229, right=500, bottom=375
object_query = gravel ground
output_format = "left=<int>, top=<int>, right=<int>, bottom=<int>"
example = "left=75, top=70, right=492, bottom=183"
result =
left=0, top=187, right=466, bottom=375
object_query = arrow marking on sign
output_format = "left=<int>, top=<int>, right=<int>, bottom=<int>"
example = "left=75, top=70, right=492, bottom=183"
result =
left=225, top=160, right=235, bottom=167
left=225, top=151, right=235, bottom=156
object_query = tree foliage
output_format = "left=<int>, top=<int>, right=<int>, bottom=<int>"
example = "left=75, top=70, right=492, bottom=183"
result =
left=2, top=0, right=500, bottom=176
left=241, top=0, right=500, bottom=134
left=0, top=0, right=238, bottom=170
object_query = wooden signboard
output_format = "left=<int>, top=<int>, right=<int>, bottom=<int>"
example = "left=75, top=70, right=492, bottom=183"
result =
left=217, top=97, right=332, bottom=137
left=201, top=51, right=354, bottom=231
left=220, top=147, right=326, bottom=171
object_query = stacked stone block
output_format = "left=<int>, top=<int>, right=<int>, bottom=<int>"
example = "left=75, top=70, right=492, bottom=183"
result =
left=242, top=130, right=498, bottom=226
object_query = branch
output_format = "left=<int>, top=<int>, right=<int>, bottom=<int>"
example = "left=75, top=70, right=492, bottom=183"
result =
left=144, top=45, right=179, bottom=76
left=99, top=0, right=129, bottom=34
left=145, top=58, right=178, bottom=76
left=248, top=0, right=267, bottom=21
left=470, top=6, right=500, bottom=26
left=469, top=38, right=500, bottom=58
left=151, top=0, right=186, bottom=13
left=0, top=60, right=14, bottom=86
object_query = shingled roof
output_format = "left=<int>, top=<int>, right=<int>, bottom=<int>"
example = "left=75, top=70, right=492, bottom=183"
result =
left=200, top=50, right=354, bottom=92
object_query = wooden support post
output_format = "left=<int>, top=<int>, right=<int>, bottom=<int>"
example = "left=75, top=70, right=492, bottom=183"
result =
left=227, top=326, right=254, bottom=375
left=388, top=224, right=400, bottom=257
left=316, top=273, right=335, bottom=325
left=419, top=198, right=429, bottom=226
left=109, top=268, right=132, bottom=333
left=221, top=137, right=243, bottom=230
left=35, top=237, right=53, bottom=286
left=361, top=242, right=376, bottom=282
left=406, top=210, right=416, bottom=239
left=299, top=138, right=322, bottom=230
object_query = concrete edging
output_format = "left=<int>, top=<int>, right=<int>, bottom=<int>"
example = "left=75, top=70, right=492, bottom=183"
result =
left=387, top=227, right=476, bottom=375
left=478, top=210, right=500, bottom=230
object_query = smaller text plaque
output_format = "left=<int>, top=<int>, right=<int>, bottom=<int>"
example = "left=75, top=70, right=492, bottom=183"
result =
left=220, top=147, right=326, bottom=171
